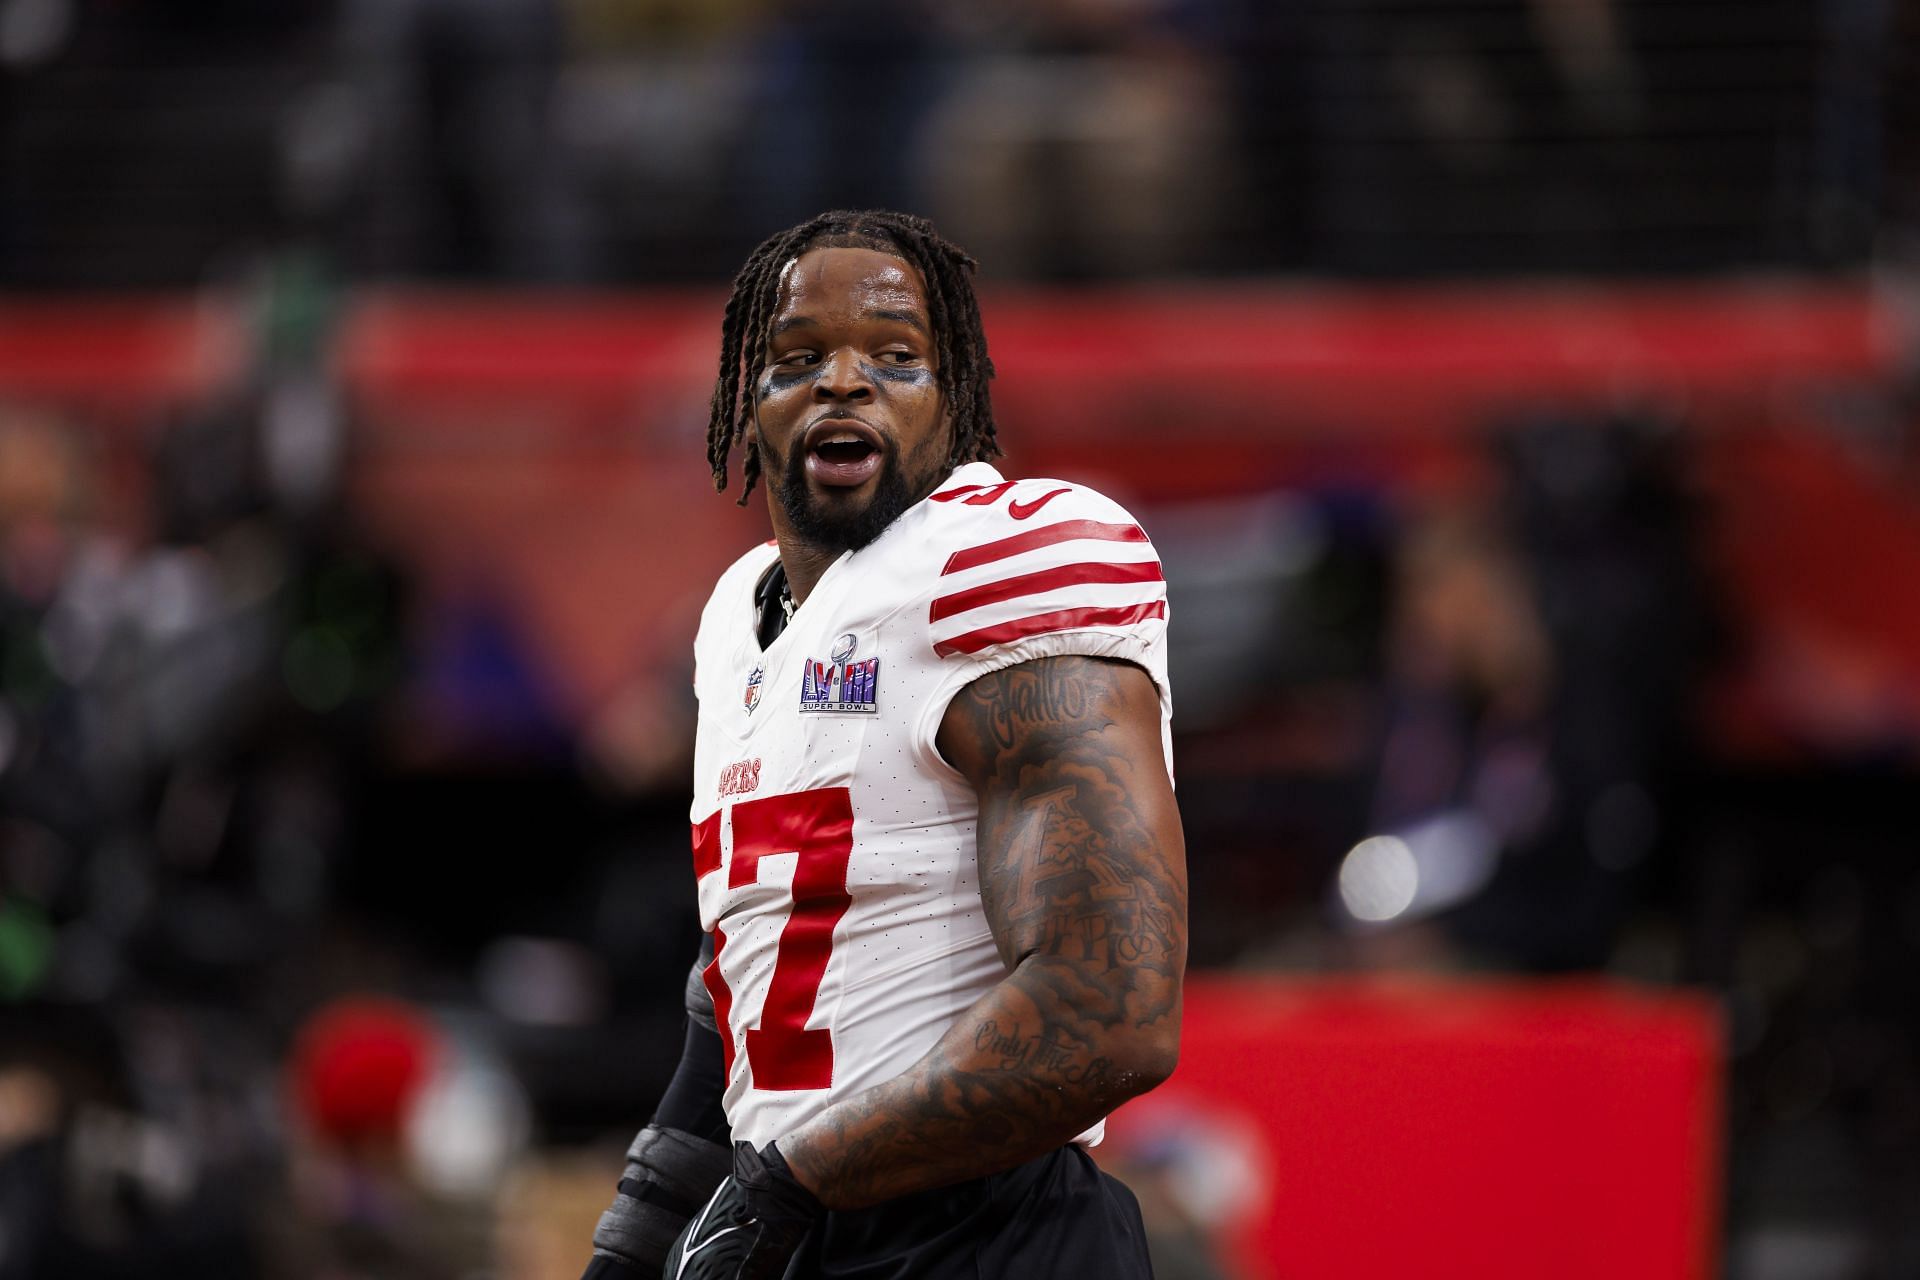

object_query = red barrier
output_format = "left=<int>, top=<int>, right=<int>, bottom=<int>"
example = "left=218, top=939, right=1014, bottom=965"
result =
left=1104, top=976, right=1723, bottom=1280
left=0, top=283, right=1887, bottom=435
left=0, top=297, right=243, bottom=415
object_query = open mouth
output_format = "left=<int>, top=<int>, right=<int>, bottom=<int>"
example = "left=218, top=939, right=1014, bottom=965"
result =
left=804, top=421, right=885, bottom=488
left=814, top=435, right=877, bottom=465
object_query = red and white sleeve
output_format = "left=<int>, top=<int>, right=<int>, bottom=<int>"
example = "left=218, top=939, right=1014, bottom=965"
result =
left=927, top=479, right=1168, bottom=674
left=906, top=473, right=1175, bottom=780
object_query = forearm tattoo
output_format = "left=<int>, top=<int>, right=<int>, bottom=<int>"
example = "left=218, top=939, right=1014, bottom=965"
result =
left=782, top=656, right=1187, bottom=1209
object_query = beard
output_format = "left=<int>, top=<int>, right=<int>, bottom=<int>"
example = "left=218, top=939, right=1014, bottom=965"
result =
left=769, top=434, right=945, bottom=554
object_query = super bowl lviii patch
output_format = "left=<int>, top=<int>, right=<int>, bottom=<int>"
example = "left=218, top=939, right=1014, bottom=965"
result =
left=798, top=652, right=879, bottom=713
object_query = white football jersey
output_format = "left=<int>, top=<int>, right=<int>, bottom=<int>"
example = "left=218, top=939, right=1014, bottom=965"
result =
left=687, top=462, right=1172, bottom=1149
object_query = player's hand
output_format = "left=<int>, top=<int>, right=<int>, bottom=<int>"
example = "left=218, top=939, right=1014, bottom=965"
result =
left=661, top=1141, right=822, bottom=1279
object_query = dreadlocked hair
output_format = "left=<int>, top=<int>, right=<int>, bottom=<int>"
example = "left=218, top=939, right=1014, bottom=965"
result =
left=706, top=209, right=1001, bottom=504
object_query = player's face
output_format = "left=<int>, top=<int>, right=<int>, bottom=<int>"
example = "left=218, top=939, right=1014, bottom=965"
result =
left=753, top=246, right=952, bottom=553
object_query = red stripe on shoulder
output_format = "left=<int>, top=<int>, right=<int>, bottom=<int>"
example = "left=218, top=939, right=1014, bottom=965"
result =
left=933, top=600, right=1167, bottom=657
left=941, top=519, right=1149, bottom=576
left=929, top=559, right=1165, bottom=623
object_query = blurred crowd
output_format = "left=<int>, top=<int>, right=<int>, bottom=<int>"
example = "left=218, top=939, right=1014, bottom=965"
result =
left=0, top=252, right=705, bottom=1273
left=0, top=0, right=1904, bottom=288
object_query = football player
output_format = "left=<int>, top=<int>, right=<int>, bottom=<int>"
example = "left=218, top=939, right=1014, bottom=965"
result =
left=584, top=210, right=1185, bottom=1280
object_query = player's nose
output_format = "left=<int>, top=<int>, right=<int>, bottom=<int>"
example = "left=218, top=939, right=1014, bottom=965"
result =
left=814, top=347, right=873, bottom=401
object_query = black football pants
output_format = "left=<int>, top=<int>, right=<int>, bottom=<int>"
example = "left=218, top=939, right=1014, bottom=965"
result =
left=780, top=1144, right=1153, bottom=1279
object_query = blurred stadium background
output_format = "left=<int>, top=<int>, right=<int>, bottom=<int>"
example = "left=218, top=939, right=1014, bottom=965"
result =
left=0, top=0, right=1915, bottom=1276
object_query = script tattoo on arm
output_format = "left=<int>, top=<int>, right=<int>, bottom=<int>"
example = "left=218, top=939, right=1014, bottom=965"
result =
left=778, top=655, right=1187, bottom=1209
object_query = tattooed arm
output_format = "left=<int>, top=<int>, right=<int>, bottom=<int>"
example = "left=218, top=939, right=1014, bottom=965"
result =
left=776, top=654, right=1187, bottom=1210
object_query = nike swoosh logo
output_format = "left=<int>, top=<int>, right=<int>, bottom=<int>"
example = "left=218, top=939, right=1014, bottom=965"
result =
left=673, top=1188, right=733, bottom=1279
left=677, top=1223, right=746, bottom=1277
left=1008, top=487, right=1071, bottom=520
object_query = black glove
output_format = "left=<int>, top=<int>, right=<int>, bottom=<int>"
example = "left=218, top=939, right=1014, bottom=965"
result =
left=661, top=1141, right=823, bottom=1280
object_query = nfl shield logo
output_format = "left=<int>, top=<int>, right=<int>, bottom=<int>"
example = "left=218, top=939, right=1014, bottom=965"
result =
left=743, top=664, right=764, bottom=713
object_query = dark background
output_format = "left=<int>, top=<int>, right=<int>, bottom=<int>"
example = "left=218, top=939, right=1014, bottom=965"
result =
left=0, top=0, right=1916, bottom=1276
